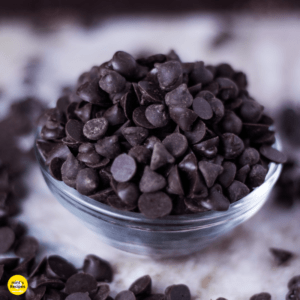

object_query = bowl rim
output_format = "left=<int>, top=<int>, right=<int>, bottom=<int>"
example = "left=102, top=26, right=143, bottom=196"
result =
left=35, top=130, right=282, bottom=225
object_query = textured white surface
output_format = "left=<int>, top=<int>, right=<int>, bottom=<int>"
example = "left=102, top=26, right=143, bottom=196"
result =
left=1, top=13, right=300, bottom=300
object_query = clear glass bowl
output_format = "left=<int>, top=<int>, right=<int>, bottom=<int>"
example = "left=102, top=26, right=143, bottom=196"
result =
left=34, top=135, right=282, bottom=258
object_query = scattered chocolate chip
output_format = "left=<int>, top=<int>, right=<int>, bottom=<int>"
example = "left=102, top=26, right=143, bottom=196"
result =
left=165, top=284, right=191, bottom=300
left=227, top=180, right=250, bottom=203
left=270, top=248, right=294, bottom=266
left=140, top=166, right=166, bottom=193
left=259, top=145, right=287, bottom=164
left=111, top=154, right=137, bottom=182
left=14, top=236, right=39, bottom=258
left=249, top=293, right=271, bottom=300
left=129, top=275, right=152, bottom=297
left=65, top=273, right=97, bottom=294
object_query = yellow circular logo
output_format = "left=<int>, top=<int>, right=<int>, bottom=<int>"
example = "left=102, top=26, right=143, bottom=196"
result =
left=7, top=275, right=28, bottom=295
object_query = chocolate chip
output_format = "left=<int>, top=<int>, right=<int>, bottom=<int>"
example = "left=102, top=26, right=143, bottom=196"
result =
left=288, top=276, right=300, bottom=290
left=259, top=145, right=287, bottom=164
left=95, top=136, right=122, bottom=159
left=249, top=293, right=271, bottom=300
left=192, top=97, right=213, bottom=120
left=145, top=104, right=169, bottom=128
left=184, top=197, right=209, bottom=212
left=235, top=164, right=250, bottom=183
left=270, top=248, right=294, bottom=266
left=162, top=133, right=188, bottom=158
left=89, top=188, right=114, bottom=204
left=247, top=164, right=268, bottom=187
left=83, top=254, right=113, bottom=283
left=218, top=161, right=236, bottom=188
left=49, top=157, right=64, bottom=181
left=122, top=126, right=149, bottom=147
left=193, top=136, right=219, bottom=158
left=216, top=77, right=238, bottom=100
left=65, top=273, right=98, bottom=294
left=150, top=143, right=175, bottom=170
left=103, top=104, right=127, bottom=126
left=74, top=102, right=92, bottom=123
left=83, top=118, right=108, bottom=140
left=238, top=148, right=260, bottom=166
left=183, top=119, right=206, bottom=145
left=0, top=257, right=19, bottom=271
left=115, top=291, right=136, bottom=300
left=201, top=184, right=230, bottom=211
left=221, top=133, right=244, bottom=159
left=138, top=192, right=172, bottom=218
left=253, top=131, right=275, bottom=144
left=140, top=166, right=166, bottom=193
left=41, top=125, right=65, bottom=141
left=65, top=293, right=91, bottom=300
left=132, top=106, right=156, bottom=129
left=107, top=195, right=137, bottom=211
left=165, top=84, right=193, bottom=108
left=76, top=168, right=100, bottom=195
left=190, top=61, right=213, bottom=85
left=14, top=236, right=38, bottom=258
left=29, top=257, right=47, bottom=278
left=219, top=110, right=242, bottom=135
left=29, top=274, right=65, bottom=290
left=165, top=284, right=191, bottom=300
left=11, top=255, right=35, bottom=277
left=45, top=143, right=71, bottom=165
left=92, top=283, right=110, bottom=300
left=227, top=180, right=250, bottom=203
left=157, top=61, right=183, bottom=91
left=129, top=275, right=152, bottom=297
left=239, top=100, right=263, bottom=123
left=166, top=165, right=184, bottom=196
left=117, top=182, right=140, bottom=205
left=61, top=154, right=86, bottom=188
left=43, top=289, right=67, bottom=300
left=111, top=154, right=137, bottom=182
left=169, top=106, right=198, bottom=131
left=120, top=91, right=139, bottom=120
left=198, top=161, right=223, bottom=188
left=66, top=119, right=87, bottom=143
left=112, top=51, right=137, bottom=78
left=25, top=285, right=47, bottom=300
left=243, top=123, right=270, bottom=139
left=144, top=294, right=166, bottom=300
left=144, top=136, right=161, bottom=151
left=128, top=145, right=151, bottom=164
left=46, top=255, right=77, bottom=281
left=188, top=83, right=203, bottom=96
left=138, top=81, right=164, bottom=105
left=99, top=70, right=126, bottom=94
left=0, top=226, right=15, bottom=253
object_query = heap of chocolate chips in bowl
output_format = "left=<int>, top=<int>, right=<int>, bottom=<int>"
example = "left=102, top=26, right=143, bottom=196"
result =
left=37, top=50, right=287, bottom=219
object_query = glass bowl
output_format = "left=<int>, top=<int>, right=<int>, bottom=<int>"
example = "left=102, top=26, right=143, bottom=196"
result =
left=34, top=134, right=282, bottom=258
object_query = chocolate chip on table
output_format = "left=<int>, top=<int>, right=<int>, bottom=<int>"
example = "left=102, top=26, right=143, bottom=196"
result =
left=259, top=145, right=287, bottom=164
left=235, top=164, right=250, bottom=183
left=269, top=248, right=294, bottom=266
left=227, top=180, right=250, bottom=203
left=83, top=118, right=108, bottom=140
left=162, top=133, right=188, bottom=158
left=218, top=161, right=236, bottom=188
left=247, top=164, right=268, bottom=188
left=111, top=153, right=137, bottom=183
left=165, top=284, right=191, bottom=300
left=122, top=126, right=149, bottom=147
left=145, top=104, right=169, bottom=128
left=76, top=168, right=100, bottom=196
left=198, top=161, right=223, bottom=188
left=46, top=255, right=77, bottom=281
left=0, top=226, right=15, bottom=253
left=140, top=166, right=167, bottom=193
left=117, top=182, right=140, bottom=205
left=165, top=84, right=193, bottom=108
left=249, top=292, right=271, bottom=300
left=14, top=236, right=39, bottom=258
left=138, top=192, right=172, bottom=218
left=156, top=61, right=183, bottom=91
left=66, top=292, right=91, bottom=300
left=65, top=273, right=97, bottom=294
left=150, top=143, right=175, bottom=170
left=83, top=254, right=113, bottom=282
left=192, top=97, right=213, bottom=120
left=129, top=275, right=152, bottom=297
left=95, top=136, right=122, bottom=159
left=115, top=291, right=136, bottom=300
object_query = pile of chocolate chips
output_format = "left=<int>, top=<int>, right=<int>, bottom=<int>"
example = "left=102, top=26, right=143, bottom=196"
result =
left=37, top=50, right=287, bottom=219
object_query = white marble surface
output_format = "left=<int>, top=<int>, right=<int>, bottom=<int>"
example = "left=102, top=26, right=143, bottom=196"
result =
left=1, top=13, right=300, bottom=300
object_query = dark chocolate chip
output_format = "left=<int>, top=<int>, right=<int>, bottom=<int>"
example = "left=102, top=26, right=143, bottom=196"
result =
left=74, top=102, right=92, bottom=123
left=243, top=123, right=270, bottom=139
left=25, top=285, right=47, bottom=300
left=162, top=133, right=188, bottom=158
left=103, top=104, right=127, bottom=126
left=166, top=50, right=181, bottom=61
left=112, top=51, right=137, bottom=78
left=65, top=292, right=91, bottom=300
left=260, top=114, right=274, bottom=126
left=41, top=125, right=65, bottom=141
left=77, top=151, right=102, bottom=165
left=144, top=294, right=165, bottom=300
left=115, top=291, right=136, bottom=300
left=0, top=226, right=15, bottom=253
left=201, top=184, right=230, bottom=211
left=259, top=145, right=287, bottom=164
left=169, top=106, right=198, bottom=131
left=66, top=119, right=87, bottom=143
left=129, top=275, right=152, bottom=297
left=46, top=255, right=77, bottom=281
left=193, top=136, right=219, bottom=158
left=165, top=284, right=191, bottom=300
left=157, top=61, right=183, bottom=91
left=221, top=133, right=244, bottom=159
left=219, top=110, right=242, bottom=135
left=111, top=154, right=137, bottom=182
left=107, top=195, right=137, bottom=211
left=99, top=70, right=126, bottom=94
left=198, top=161, right=223, bottom=188
left=117, top=182, right=140, bottom=206
left=14, top=236, right=39, bottom=258
left=190, top=61, right=213, bottom=85
left=216, top=77, right=238, bottom=100
left=145, top=104, right=169, bottom=128
left=288, top=276, right=300, bottom=290
left=65, top=273, right=98, bottom=294
left=253, top=131, right=275, bottom=144
left=122, top=126, right=149, bottom=147
left=270, top=248, right=294, bottom=266
left=83, top=118, right=108, bottom=140
left=49, top=157, right=64, bottom=181
left=224, top=97, right=243, bottom=110
left=144, top=136, right=161, bottom=151
left=218, top=161, right=236, bottom=188
left=188, top=83, right=203, bottom=96
left=0, top=257, right=19, bottom=271
left=249, top=293, right=271, bottom=300
left=239, top=100, right=263, bottom=123
left=138, top=81, right=164, bottom=104
left=235, top=164, right=250, bottom=183
left=76, top=168, right=100, bottom=195
left=28, top=257, right=47, bottom=278
left=128, top=145, right=152, bottom=164
left=89, top=188, right=114, bottom=204
left=192, top=97, right=213, bottom=120
left=150, top=143, right=175, bottom=170
left=247, top=164, right=268, bottom=187
left=183, top=119, right=206, bottom=145
left=166, top=165, right=184, bottom=196
left=239, top=148, right=260, bottom=166
left=29, top=274, right=65, bottom=290
left=120, top=91, right=139, bottom=120
left=227, top=180, right=250, bottom=203
left=132, top=106, right=156, bottom=129
left=138, top=192, right=172, bottom=218
left=184, top=197, right=209, bottom=213
left=92, top=283, right=110, bottom=300
left=140, top=166, right=167, bottom=193
left=165, top=84, right=193, bottom=108
left=95, top=136, right=122, bottom=159
left=44, top=143, right=71, bottom=166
